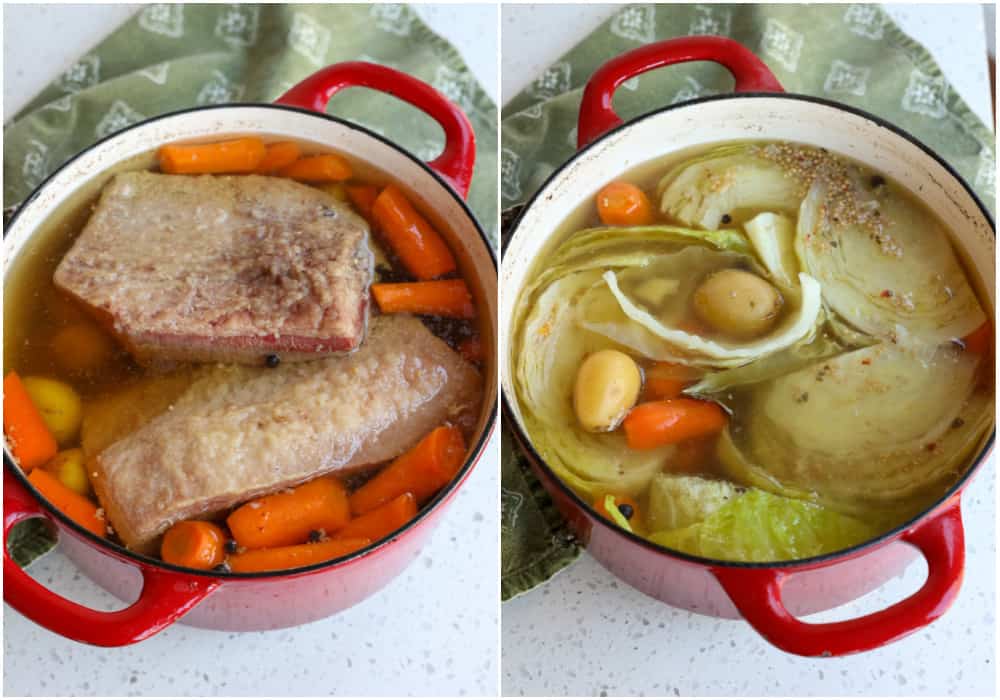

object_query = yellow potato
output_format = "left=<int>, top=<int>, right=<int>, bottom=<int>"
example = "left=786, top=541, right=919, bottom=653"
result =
left=692, top=269, right=783, bottom=339
left=44, top=448, right=90, bottom=496
left=573, top=350, right=642, bottom=432
left=21, top=376, right=82, bottom=446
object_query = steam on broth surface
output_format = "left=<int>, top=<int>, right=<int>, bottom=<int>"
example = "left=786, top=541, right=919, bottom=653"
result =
left=511, top=141, right=994, bottom=562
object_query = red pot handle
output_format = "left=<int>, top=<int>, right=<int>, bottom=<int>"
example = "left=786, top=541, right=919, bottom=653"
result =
left=3, top=469, right=221, bottom=647
left=713, top=501, right=965, bottom=657
left=276, top=61, right=476, bottom=199
left=577, top=36, right=784, bottom=148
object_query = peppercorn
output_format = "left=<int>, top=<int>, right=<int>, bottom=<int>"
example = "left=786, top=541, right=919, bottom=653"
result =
left=617, top=503, right=635, bottom=520
left=224, top=539, right=239, bottom=554
left=265, top=354, right=280, bottom=368
left=213, top=562, right=231, bottom=574
left=721, top=213, right=732, bottom=225
left=870, top=175, right=886, bottom=188
left=307, top=529, right=324, bottom=543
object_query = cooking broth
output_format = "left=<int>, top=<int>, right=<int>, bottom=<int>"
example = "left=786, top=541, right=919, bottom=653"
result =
left=510, top=139, right=994, bottom=562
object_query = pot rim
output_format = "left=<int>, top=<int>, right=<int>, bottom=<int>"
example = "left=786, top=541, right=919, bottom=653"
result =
left=503, top=90, right=996, bottom=571
left=3, top=101, right=498, bottom=580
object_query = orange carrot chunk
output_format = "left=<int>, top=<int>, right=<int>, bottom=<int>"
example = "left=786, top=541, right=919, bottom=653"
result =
left=4, top=372, right=58, bottom=472
left=255, top=141, right=301, bottom=173
left=228, top=538, right=371, bottom=573
left=278, top=154, right=353, bottom=182
left=346, top=185, right=380, bottom=220
left=27, top=469, right=105, bottom=537
left=158, top=137, right=266, bottom=175
left=962, top=321, right=992, bottom=355
left=161, top=520, right=226, bottom=570
left=227, top=476, right=351, bottom=549
left=350, top=426, right=466, bottom=516
left=372, top=280, right=475, bottom=319
left=622, top=399, right=728, bottom=450
left=457, top=335, right=484, bottom=364
left=596, top=181, right=654, bottom=226
left=370, top=184, right=457, bottom=280
left=337, top=493, right=418, bottom=542
left=643, top=362, right=697, bottom=401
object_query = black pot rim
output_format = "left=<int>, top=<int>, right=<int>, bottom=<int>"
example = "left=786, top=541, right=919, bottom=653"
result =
left=4, top=101, right=498, bottom=580
left=502, top=90, right=996, bottom=572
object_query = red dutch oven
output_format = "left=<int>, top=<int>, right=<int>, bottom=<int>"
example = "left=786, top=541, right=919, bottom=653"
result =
left=500, top=37, right=995, bottom=657
left=4, top=62, right=498, bottom=646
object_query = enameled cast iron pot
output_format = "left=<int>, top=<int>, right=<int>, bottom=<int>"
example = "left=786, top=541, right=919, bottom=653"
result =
left=501, top=37, right=995, bottom=657
left=3, top=62, right=498, bottom=646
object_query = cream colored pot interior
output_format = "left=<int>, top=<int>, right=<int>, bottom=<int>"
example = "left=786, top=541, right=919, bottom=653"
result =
left=4, top=105, right=497, bottom=450
left=501, top=96, right=995, bottom=433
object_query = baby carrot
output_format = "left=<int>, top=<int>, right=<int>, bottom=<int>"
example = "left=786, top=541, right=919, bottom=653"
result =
left=278, top=154, right=353, bottom=182
left=372, top=280, right=475, bottom=319
left=255, top=141, right=301, bottom=173
left=228, top=537, right=371, bottom=573
left=596, top=181, right=654, bottom=226
left=3, top=372, right=58, bottom=472
left=346, top=184, right=380, bottom=220
left=370, top=184, right=457, bottom=280
left=158, top=137, right=265, bottom=175
left=227, top=476, right=351, bottom=549
left=643, top=362, right=697, bottom=401
left=27, top=468, right=105, bottom=537
left=337, top=493, right=418, bottom=542
left=350, top=426, right=466, bottom=516
left=622, top=399, right=728, bottom=450
left=457, top=335, right=484, bottom=364
left=161, top=520, right=226, bottom=570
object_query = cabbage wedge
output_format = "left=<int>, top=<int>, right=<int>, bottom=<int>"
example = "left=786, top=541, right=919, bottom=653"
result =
left=718, top=343, right=993, bottom=519
left=658, top=146, right=803, bottom=230
left=796, top=180, right=986, bottom=344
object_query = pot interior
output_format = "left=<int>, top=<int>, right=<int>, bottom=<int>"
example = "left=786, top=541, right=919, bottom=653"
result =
left=3, top=104, right=497, bottom=571
left=502, top=94, right=994, bottom=432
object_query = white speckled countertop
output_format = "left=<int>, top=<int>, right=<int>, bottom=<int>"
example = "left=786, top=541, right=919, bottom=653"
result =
left=501, top=4, right=996, bottom=697
left=3, top=4, right=499, bottom=697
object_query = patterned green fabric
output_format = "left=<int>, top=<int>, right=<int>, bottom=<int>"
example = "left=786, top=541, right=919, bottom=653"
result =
left=4, top=3, right=498, bottom=244
left=4, top=3, right=496, bottom=568
left=500, top=3, right=995, bottom=600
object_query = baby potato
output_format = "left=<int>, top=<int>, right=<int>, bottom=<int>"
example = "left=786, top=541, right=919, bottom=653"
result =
left=21, top=376, right=83, bottom=446
left=44, top=448, right=90, bottom=496
left=692, top=269, right=783, bottom=340
left=573, top=350, right=642, bottom=432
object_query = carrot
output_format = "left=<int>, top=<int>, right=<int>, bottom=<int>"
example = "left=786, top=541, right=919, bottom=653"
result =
left=278, top=154, right=352, bottom=182
left=643, top=362, right=697, bottom=401
left=596, top=181, right=654, bottom=226
left=255, top=141, right=301, bottom=173
left=228, top=537, right=371, bottom=573
left=457, top=335, right=484, bottom=364
left=337, top=493, right=418, bottom=542
left=371, top=184, right=457, bottom=280
left=372, top=280, right=475, bottom=319
left=350, top=426, right=466, bottom=516
left=622, top=399, right=728, bottom=450
left=227, top=476, right=351, bottom=549
left=346, top=184, right=380, bottom=220
left=594, top=493, right=641, bottom=526
left=3, top=372, right=58, bottom=472
left=27, top=468, right=105, bottom=537
left=161, top=520, right=226, bottom=570
left=158, top=137, right=265, bottom=175
left=962, top=321, right=992, bottom=355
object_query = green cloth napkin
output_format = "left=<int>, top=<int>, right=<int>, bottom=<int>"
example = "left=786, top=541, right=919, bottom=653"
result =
left=4, top=3, right=497, bottom=568
left=500, top=3, right=995, bottom=600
